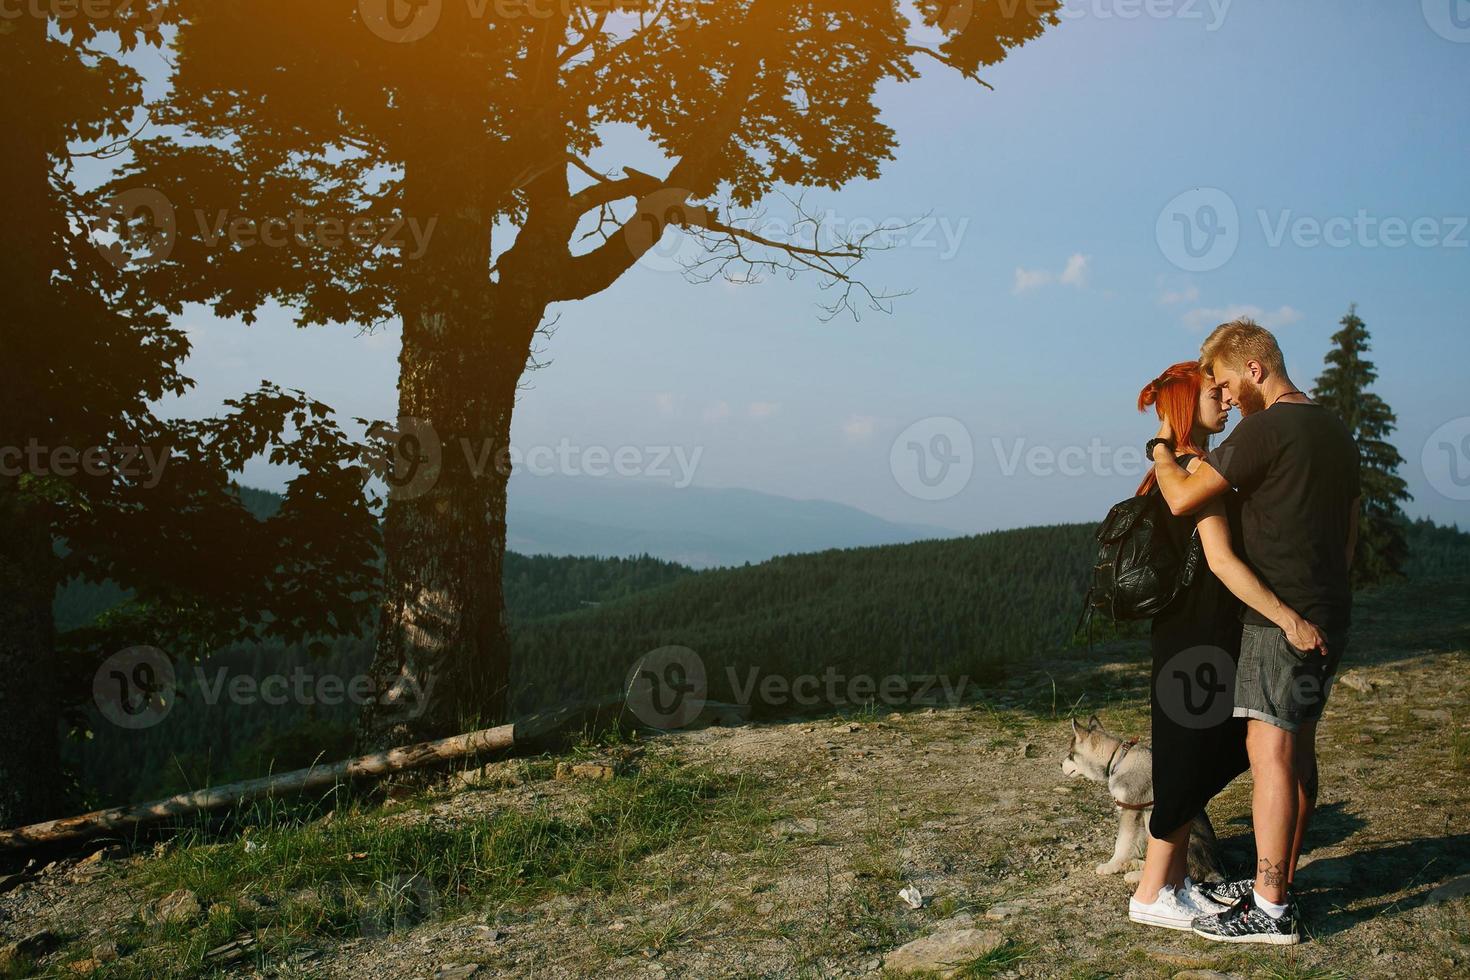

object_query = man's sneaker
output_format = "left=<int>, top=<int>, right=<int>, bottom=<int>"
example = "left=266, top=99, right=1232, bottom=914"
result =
left=1197, top=877, right=1253, bottom=907
left=1179, top=876, right=1231, bottom=914
left=1129, top=885, right=1198, bottom=931
left=1191, top=892, right=1301, bottom=945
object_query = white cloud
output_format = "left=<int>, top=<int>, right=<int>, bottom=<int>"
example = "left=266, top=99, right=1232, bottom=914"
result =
left=1182, top=304, right=1304, bottom=333
left=654, top=392, right=678, bottom=416
left=1013, top=267, right=1051, bottom=294
left=1060, top=253, right=1090, bottom=287
left=748, top=401, right=780, bottom=419
left=1014, top=253, right=1090, bottom=294
left=1158, top=283, right=1200, bottom=306
left=843, top=415, right=877, bottom=441
left=703, top=400, right=732, bottom=423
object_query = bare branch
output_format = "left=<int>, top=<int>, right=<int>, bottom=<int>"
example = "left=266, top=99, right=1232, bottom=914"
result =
left=557, top=7, right=607, bottom=66
left=907, top=45, right=995, bottom=89
left=673, top=195, right=915, bottom=320
left=559, top=0, right=675, bottom=71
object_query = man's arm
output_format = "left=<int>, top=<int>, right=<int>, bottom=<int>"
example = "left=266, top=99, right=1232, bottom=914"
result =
left=1150, top=439, right=1232, bottom=515
left=1196, top=498, right=1327, bottom=655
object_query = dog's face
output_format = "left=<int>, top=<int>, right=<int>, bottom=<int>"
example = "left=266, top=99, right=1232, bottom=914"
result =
left=1060, top=715, right=1111, bottom=783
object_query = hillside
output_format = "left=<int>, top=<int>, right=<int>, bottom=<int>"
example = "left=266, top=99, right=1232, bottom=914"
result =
left=508, top=519, right=1468, bottom=717
left=61, top=518, right=1467, bottom=810
left=62, top=519, right=1088, bottom=808
left=506, top=477, right=958, bottom=568
left=3, top=539, right=1467, bottom=978
left=509, top=522, right=1098, bottom=716
left=62, top=552, right=695, bottom=807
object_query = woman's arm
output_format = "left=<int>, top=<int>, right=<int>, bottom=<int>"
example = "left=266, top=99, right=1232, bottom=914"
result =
left=1194, top=498, right=1328, bottom=655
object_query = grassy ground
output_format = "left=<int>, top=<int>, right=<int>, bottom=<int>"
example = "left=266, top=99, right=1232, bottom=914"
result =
left=2, top=571, right=1467, bottom=978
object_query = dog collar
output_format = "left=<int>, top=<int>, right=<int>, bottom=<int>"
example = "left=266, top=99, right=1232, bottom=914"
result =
left=1106, top=737, right=1152, bottom=809
left=1105, top=737, right=1139, bottom=778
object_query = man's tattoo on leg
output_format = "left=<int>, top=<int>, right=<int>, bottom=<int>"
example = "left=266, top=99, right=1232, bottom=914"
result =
left=1258, top=858, right=1287, bottom=889
left=1303, top=765, right=1319, bottom=803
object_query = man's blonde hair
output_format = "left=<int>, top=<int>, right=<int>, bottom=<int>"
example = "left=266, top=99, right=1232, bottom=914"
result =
left=1199, top=317, right=1286, bottom=379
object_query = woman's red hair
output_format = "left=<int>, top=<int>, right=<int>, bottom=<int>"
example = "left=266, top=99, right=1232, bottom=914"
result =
left=1137, top=361, right=1208, bottom=495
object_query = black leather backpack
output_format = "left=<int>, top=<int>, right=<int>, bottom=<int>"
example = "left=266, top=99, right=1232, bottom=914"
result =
left=1076, top=487, right=1204, bottom=638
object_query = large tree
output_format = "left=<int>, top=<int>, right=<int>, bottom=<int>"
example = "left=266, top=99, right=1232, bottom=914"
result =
left=110, top=0, right=1061, bottom=748
left=0, top=3, right=380, bottom=826
left=1313, top=304, right=1411, bottom=587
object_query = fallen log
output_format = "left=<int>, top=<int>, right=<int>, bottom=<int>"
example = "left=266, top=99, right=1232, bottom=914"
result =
left=0, top=722, right=516, bottom=852
left=0, top=689, right=754, bottom=853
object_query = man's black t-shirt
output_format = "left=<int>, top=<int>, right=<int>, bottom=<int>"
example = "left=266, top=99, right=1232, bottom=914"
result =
left=1205, top=402, right=1361, bottom=632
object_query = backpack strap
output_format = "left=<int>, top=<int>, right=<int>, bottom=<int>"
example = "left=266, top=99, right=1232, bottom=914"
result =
left=1074, top=589, right=1096, bottom=652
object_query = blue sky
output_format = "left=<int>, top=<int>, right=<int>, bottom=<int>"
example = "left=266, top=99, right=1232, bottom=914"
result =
left=132, top=0, right=1470, bottom=533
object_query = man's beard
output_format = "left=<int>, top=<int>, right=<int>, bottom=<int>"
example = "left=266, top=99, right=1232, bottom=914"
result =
left=1235, top=377, right=1267, bottom=415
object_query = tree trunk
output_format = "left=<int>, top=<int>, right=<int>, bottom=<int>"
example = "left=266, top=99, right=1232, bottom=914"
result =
left=355, top=181, right=545, bottom=747
left=357, top=326, right=529, bottom=747
left=357, top=31, right=557, bottom=748
left=0, top=12, right=63, bottom=828
left=0, top=492, right=61, bottom=829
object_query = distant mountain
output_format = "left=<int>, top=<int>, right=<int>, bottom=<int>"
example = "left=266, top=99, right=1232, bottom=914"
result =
left=507, top=477, right=958, bottom=568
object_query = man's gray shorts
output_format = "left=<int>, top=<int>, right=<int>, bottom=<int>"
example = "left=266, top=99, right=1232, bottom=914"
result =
left=1234, top=623, right=1349, bottom=733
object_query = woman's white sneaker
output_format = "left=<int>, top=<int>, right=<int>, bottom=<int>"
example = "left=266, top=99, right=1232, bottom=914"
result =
left=1129, top=885, right=1197, bottom=931
left=1179, top=876, right=1231, bottom=914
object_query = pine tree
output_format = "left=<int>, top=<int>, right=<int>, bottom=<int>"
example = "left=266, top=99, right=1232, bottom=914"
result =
left=1313, top=305, right=1412, bottom=587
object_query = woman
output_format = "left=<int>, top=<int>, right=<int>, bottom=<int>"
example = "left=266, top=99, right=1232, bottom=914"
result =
left=1127, top=362, right=1325, bottom=931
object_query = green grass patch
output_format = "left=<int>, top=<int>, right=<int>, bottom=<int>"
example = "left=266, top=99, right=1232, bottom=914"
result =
left=86, top=756, right=769, bottom=977
left=951, top=939, right=1034, bottom=977
left=1251, top=962, right=1353, bottom=980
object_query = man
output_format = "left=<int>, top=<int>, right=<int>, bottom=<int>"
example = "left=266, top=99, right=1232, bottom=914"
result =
left=1148, top=318, right=1361, bottom=945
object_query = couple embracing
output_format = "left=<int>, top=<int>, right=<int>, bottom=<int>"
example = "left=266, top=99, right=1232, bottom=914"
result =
left=1126, top=318, right=1361, bottom=944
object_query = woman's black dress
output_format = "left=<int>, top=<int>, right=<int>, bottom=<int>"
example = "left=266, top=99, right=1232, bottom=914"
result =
left=1148, top=454, right=1250, bottom=840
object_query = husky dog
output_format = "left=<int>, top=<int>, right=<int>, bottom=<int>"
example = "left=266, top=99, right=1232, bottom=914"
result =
left=1061, top=715, right=1225, bottom=881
